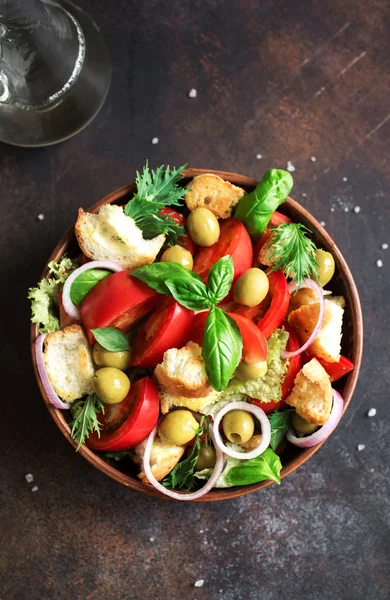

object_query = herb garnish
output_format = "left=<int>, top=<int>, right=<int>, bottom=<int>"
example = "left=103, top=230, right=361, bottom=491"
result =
left=70, top=269, right=111, bottom=306
left=70, top=393, right=105, bottom=450
left=226, top=447, right=282, bottom=485
left=267, top=223, right=319, bottom=286
left=91, top=328, right=130, bottom=352
left=268, top=410, right=292, bottom=451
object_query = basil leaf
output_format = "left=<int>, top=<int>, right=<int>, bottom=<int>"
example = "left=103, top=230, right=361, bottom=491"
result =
left=165, top=277, right=210, bottom=311
left=132, top=262, right=204, bottom=295
left=268, top=410, right=292, bottom=451
left=207, top=255, right=234, bottom=305
left=70, top=269, right=111, bottom=306
left=202, top=305, right=242, bottom=392
left=234, top=169, right=293, bottom=238
left=91, top=328, right=130, bottom=352
left=226, top=448, right=282, bottom=486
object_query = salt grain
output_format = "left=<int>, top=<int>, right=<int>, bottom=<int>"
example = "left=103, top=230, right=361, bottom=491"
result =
left=343, top=177, right=348, bottom=182
left=310, top=156, right=316, bottom=162
left=357, top=444, right=365, bottom=451
left=302, top=192, right=307, bottom=197
left=25, top=473, right=34, bottom=483
left=149, top=537, right=155, bottom=542
left=194, top=580, right=204, bottom=588
left=344, top=207, right=349, bottom=212
left=37, top=214, right=45, bottom=221
left=381, top=243, right=388, bottom=250
left=320, top=221, right=326, bottom=227
left=367, top=408, right=376, bottom=417
left=31, top=485, right=39, bottom=492
left=286, top=161, right=295, bottom=172
left=353, top=206, right=361, bottom=214
left=188, top=88, right=197, bottom=98
left=151, top=137, right=159, bottom=145
left=330, top=207, right=335, bottom=212
left=376, top=259, right=383, bottom=268
left=256, top=154, right=262, bottom=159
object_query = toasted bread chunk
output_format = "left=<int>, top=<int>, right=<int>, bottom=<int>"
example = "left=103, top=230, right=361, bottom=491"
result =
left=185, top=173, right=245, bottom=218
left=75, top=204, right=165, bottom=270
left=43, top=324, right=94, bottom=402
left=158, top=384, right=220, bottom=414
left=289, top=289, right=345, bottom=314
left=154, top=341, right=213, bottom=398
left=285, top=358, right=332, bottom=425
left=134, top=436, right=185, bottom=482
left=288, top=299, right=344, bottom=363
left=258, top=231, right=276, bottom=267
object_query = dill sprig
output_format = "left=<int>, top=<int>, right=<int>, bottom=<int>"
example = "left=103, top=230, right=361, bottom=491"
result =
left=268, top=223, right=319, bottom=286
left=70, top=393, right=105, bottom=450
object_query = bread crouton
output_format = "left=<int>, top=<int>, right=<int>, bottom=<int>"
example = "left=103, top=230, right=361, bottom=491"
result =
left=43, top=324, right=94, bottom=402
left=258, top=231, right=276, bottom=267
left=134, top=436, right=185, bottom=482
left=75, top=204, right=165, bottom=270
left=158, top=384, right=220, bottom=415
left=185, top=173, right=245, bottom=219
left=285, top=358, right=332, bottom=425
left=154, top=341, right=213, bottom=398
left=289, top=289, right=345, bottom=314
left=288, top=299, right=344, bottom=363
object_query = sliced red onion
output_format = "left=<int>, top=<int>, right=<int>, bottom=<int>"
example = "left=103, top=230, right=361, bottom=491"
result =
left=35, top=334, right=71, bottom=410
left=286, top=388, right=344, bottom=448
left=212, top=401, right=271, bottom=460
left=62, top=260, right=124, bottom=320
left=142, top=426, right=224, bottom=501
left=281, top=278, right=325, bottom=359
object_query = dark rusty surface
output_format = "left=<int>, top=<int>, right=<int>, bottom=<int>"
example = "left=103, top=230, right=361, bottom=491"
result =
left=0, top=0, right=389, bottom=598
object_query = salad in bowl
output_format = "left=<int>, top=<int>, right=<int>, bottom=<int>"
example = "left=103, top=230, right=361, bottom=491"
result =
left=29, top=164, right=362, bottom=501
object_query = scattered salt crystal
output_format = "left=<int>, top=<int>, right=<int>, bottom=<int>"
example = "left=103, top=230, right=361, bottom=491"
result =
left=31, top=485, right=39, bottom=492
left=320, top=221, right=326, bottom=227
left=25, top=473, right=34, bottom=483
left=149, top=537, right=155, bottom=542
left=302, top=192, right=307, bottom=197
left=286, top=161, right=295, bottom=172
left=151, top=137, right=159, bottom=145
left=367, top=408, right=376, bottom=417
left=353, top=206, right=361, bottom=214
left=188, top=88, right=197, bottom=98
left=357, top=444, right=365, bottom=451
left=194, top=580, right=204, bottom=588
left=310, top=156, right=316, bottom=162
left=37, top=214, right=45, bottom=221
left=343, top=177, right=348, bottom=182
left=381, top=243, right=388, bottom=250
left=344, top=207, right=349, bottom=212
left=330, top=207, right=335, bottom=212
left=376, top=259, right=383, bottom=268
left=256, top=153, right=262, bottom=159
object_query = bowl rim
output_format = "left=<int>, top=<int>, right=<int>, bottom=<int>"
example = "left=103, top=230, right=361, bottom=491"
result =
left=30, top=168, right=363, bottom=501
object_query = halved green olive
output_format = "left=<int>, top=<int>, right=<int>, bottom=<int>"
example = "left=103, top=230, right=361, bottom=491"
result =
left=291, top=412, right=319, bottom=435
left=315, top=249, right=335, bottom=287
left=187, top=208, right=220, bottom=247
left=158, top=410, right=199, bottom=446
left=233, top=268, right=269, bottom=307
left=235, top=360, right=268, bottom=381
left=160, top=245, right=193, bottom=270
left=93, top=343, right=131, bottom=371
left=195, top=444, right=217, bottom=471
left=92, top=367, right=131, bottom=404
left=222, top=410, right=255, bottom=445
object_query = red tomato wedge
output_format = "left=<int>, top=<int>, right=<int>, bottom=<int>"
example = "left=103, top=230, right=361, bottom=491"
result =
left=80, top=271, right=159, bottom=344
left=315, top=355, right=354, bottom=382
left=193, top=218, right=253, bottom=285
left=191, top=311, right=267, bottom=364
left=131, top=298, right=194, bottom=368
left=87, top=377, right=159, bottom=451
left=257, top=270, right=290, bottom=339
left=269, top=211, right=291, bottom=227
left=160, top=207, right=196, bottom=255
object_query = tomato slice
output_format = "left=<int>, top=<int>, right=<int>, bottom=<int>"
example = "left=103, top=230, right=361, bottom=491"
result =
left=131, top=298, right=194, bottom=367
left=193, top=218, right=253, bottom=286
left=315, top=355, right=354, bottom=382
left=87, top=377, right=159, bottom=451
left=191, top=310, right=267, bottom=364
left=257, top=270, right=290, bottom=339
left=160, top=207, right=196, bottom=255
left=269, top=211, right=291, bottom=227
left=80, top=271, right=159, bottom=344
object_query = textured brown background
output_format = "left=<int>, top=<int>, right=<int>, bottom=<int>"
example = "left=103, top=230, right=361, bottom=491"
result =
left=1, top=1, right=389, bottom=599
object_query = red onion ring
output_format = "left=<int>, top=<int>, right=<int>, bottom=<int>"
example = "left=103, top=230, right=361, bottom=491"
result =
left=62, top=260, right=125, bottom=320
left=35, top=334, right=71, bottom=410
left=142, top=426, right=225, bottom=501
left=286, top=388, right=344, bottom=448
left=280, top=278, right=325, bottom=359
left=212, top=401, right=271, bottom=460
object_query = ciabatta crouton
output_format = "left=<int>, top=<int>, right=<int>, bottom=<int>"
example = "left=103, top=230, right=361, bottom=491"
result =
left=185, top=173, right=245, bottom=219
left=288, top=298, right=344, bottom=363
left=288, top=288, right=345, bottom=314
left=158, top=384, right=220, bottom=415
left=43, top=324, right=94, bottom=402
left=134, top=436, right=185, bottom=482
left=154, top=341, right=213, bottom=398
left=285, top=358, right=332, bottom=425
left=75, top=204, right=165, bottom=270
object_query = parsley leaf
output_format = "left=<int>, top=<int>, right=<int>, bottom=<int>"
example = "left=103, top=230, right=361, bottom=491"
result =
left=70, top=394, right=105, bottom=451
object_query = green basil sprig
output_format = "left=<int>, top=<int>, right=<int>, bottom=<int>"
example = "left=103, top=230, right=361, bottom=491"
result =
left=207, top=255, right=234, bottom=304
left=132, top=262, right=204, bottom=296
left=268, top=410, right=292, bottom=451
left=70, top=269, right=111, bottom=306
left=234, top=169, right=293, bottom=239
left=226, top=448, right=282, bottom=486
left=91, top=327, right=130, bottom=352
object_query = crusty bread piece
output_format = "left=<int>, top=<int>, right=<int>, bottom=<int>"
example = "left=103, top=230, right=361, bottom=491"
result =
left=43, top=324, right=94, bottom=402
left=185, top=173, right=245, bottom=218
left=288, top=288, right=345, bottom=314
left=158, top=384, right=220, bottom=415
left=286, top=358, right=332, bottom=425
left=75, top=204, right=165, bottom=270
left=154, top=341, right=213, bottom=398
left=241, top=434, right=263, bottom=451
left=134, top=436, right=185, bottom=482
left=258, top=231, right=276, bottom=267
left=288, top=298, right=344, bottom=363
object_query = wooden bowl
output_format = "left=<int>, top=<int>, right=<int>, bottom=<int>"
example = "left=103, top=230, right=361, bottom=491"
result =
left=31, top=169, right=363, bottom=501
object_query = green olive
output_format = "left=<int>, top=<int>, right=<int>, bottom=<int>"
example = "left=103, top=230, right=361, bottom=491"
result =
left=235, top=360, right=268, bottom=380
left=315, top=249, right=335, bottom=287
left=233, top=268, right=269, bottom=307
left=92, top=367, right=131, bottom=404
left=222, top=410, right=255, bottom=445
left=291, top=412, right=319, bottom=435
left=187, top=208, right=220, bottom=247
left=158, top=410, right=199, bottom=446
left=93, top=343, right=131, bottom=371
left=160, top=245, right=193, bottom=270
left=194, top=444, right=217, bottom=471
